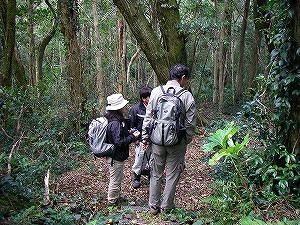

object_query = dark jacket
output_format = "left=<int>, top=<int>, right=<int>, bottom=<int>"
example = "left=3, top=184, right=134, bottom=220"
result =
left=128, top=101, right=146, bottom=137
left=106, top=118, right=136, bottom=161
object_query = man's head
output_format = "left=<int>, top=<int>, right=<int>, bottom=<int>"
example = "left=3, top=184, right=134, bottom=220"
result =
left=169, top=64, right=190, bottom=87
left=140, top=86, right=152, bottom=106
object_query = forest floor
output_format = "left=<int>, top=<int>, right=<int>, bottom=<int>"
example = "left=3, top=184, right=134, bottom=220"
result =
left=56, top=103, right=299, bottom=224
left=57, top=132, right=218, bottom=224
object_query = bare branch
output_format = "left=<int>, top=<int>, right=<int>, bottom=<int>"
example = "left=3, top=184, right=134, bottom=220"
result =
left=7, top=137, right=22, bottom=175
left=0, top=125, right=14, bottom=140
left=44, top=169, right=50, bottom=202
left=126, top=48, right=141, bottom=83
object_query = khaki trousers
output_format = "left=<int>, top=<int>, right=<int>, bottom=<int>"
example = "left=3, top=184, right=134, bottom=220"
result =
left=149, top=141, right=186, bottom=210
left=106, top=157, right=125, bottom=204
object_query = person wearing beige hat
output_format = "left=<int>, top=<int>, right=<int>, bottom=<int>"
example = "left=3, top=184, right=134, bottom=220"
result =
left=104, top=93, right=140, bottom=206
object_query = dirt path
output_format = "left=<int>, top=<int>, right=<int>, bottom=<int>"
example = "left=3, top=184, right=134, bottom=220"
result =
left=56, top=128, right=299, bottom=224
left=57, top=132, right=213, bottom=215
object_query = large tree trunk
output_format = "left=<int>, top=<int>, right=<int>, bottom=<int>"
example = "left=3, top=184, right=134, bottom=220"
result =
left=235, top=0, right=250, bottom=103
left=113, top=0, right=187, bottom=83
left=285, top=0, right=300, bottom=155
left=13, top=43, right=26, bottom=88
left=0, top=0, right=26, bottom=88
left=156, top=0, right=187, bottom=66
left=59, top=0, right=86, bottom=131
left=248, top=0, right=260, bottom=91
left=1, top=0, right=15, bottom=87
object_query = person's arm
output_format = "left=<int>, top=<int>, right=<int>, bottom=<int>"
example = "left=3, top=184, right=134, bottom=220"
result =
left=109, top=121, right=137, bottom=147
left=183, top=94, right=197, bottom=144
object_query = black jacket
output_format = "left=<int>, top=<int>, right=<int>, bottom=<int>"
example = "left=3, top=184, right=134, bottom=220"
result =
left=128, top=101, right=146, bottom=136
left=106, top=118, right=136, bottom=161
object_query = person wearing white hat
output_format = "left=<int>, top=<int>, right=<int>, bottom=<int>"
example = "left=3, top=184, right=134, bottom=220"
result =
left=104, top=93, right=140, bottom=206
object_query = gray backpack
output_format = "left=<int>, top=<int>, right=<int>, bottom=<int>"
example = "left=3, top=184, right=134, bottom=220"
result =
left=146, top=85, right=187, bottom=146
left=87, top=117, right=114, bottom=157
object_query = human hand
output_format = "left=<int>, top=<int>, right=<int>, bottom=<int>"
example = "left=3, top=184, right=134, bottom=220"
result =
left=130, top=128, right=137, bottom=134
left=133, top=130, right=140, bottom=138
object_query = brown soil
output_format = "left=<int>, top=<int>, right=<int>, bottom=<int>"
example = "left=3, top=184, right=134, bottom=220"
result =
left=56, top=130, right=214, bottom=215
left=56, top=130, right=299, bottom=224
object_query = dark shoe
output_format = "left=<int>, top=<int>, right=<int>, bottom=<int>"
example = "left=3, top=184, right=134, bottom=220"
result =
left=149, top=206, right=160, bottom=215
left=107, top=196, right=128, bottom=206
left=107, top=201, right=118, bottom=207
left=117, top=196, right=128, bottom=204
left=133, top=172, right=141, bottom=188
left=160, top=208, right=172, bottom=214
left=133, top=179, right=141, bottom=188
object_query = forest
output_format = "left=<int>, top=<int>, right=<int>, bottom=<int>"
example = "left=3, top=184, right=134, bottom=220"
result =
left=1, top=0, right=300, bottom=224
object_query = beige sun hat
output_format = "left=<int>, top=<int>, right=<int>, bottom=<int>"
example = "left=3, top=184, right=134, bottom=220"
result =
left=106, top=94, right=129, bottom=111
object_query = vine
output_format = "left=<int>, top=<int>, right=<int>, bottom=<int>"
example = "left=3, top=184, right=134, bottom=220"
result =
left=269, top=0, right=300, bottom=138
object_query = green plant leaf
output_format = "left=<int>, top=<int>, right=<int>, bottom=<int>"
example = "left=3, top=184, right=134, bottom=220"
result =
left=202, top=121, right=239, bottom=152
left=208, top=151, right=228, bottom=166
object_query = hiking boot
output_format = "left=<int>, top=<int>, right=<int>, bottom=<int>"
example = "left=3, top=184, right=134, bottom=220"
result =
left=117, top=196, right=128, bottom=204
left=133, top=172, right=141, bottom=189
left=160, top=207, right=172, bottom=214
left=149, top=206, right=160, bottom=215
left=133, top=179, right=141, bottom=188
left=107, top=196, right=128, bottom=207
left=107, top=200, right=118, bottom=207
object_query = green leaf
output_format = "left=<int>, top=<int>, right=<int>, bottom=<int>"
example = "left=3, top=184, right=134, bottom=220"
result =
left=208, top=151, right=229, bottom=166
left=240, top=217, right=267, bottom=225
left=202, top=141, right=220, bottom=152
left=202, top=121, right=239, bottom=152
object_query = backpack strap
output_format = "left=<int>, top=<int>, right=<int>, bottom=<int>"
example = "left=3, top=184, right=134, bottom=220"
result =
left=160, top=85, right=166, bottom=94
left=175, top=87, right=187, bottom=96
left=160, top=85, right=187, bottom=96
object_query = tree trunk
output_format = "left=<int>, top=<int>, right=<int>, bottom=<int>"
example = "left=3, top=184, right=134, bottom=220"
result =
left=36, top=0, right=58, bottom=84
left=92, top=0, right=105, bottom=111
left=59, top=0, right=86, bottom=131
left=285, top=0, right=300, bottom=155
left=1, top=0, right=15, bottom=87
left=212, top=0, right=218, bottom=105
left=156, top=0, right=187, bottom=65
left=117, top=13, right=127, bottom=95
left=248, top=0, right=261, bottom=90
left=13, top=43, right=26, bottom=88
left=113, top=0, right=187, bottom=83
left=235, top=0, right=250, bottom=103
left=0, top=42, right=2, bottom=86
left=230, top=18, right=236, bottom=103
left=217, top=0, right=228, bottom=111
left=28, top=0, right=36, bottom=86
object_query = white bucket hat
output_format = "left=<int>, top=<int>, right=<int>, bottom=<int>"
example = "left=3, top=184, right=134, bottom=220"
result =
left=106, top=94, right=129, bottom=111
